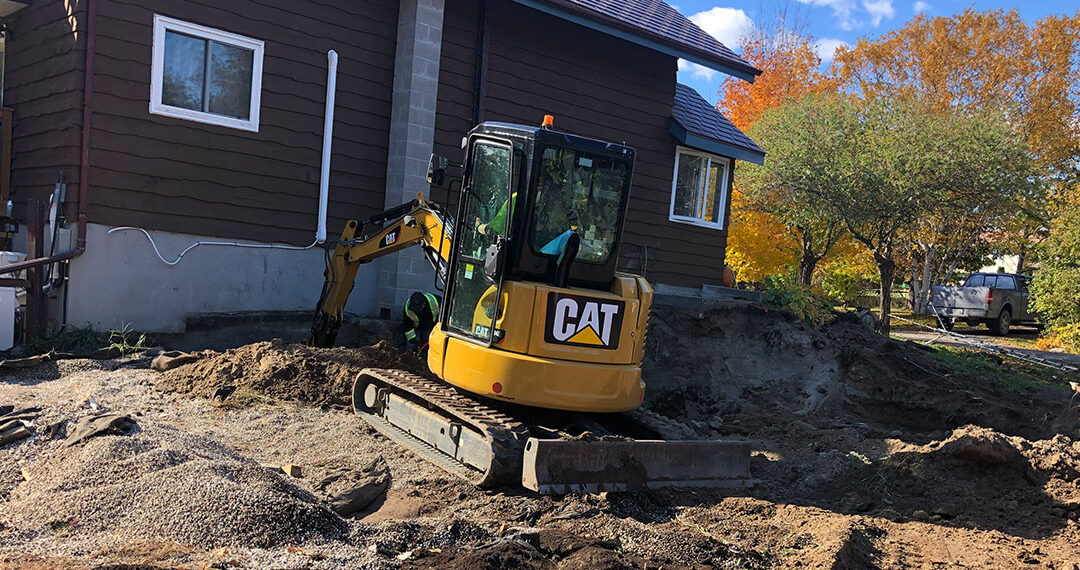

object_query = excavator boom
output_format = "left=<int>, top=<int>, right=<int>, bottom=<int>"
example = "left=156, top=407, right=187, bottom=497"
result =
left=311, top=193, right=452, bottom=347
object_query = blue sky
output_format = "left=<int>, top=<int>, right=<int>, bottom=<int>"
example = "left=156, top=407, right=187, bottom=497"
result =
left=674, top=0, right=1070, bottom=105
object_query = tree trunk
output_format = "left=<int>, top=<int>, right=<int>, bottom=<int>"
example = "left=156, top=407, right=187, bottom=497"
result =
left=1016, top=244, right=1025, bottom=274
left=877, top=258, right=895, bottom=335
left=914, top=245, right=935, bottom=315
left=798, top=230, right=818, bottom=287
left=799, top=255, right=817, bottom=287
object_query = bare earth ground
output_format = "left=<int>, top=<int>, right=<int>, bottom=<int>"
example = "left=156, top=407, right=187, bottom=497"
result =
left=1, top=305, right=1079, bottom=569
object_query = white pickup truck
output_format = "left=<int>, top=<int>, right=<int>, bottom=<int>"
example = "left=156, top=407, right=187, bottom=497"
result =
left=930, top=272, right=1037, bottom=335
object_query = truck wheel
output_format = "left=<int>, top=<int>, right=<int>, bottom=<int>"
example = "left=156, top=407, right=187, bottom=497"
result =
left=989, top=308, right=1012, bottom=336
left=940, top=318, right=955, bottom=332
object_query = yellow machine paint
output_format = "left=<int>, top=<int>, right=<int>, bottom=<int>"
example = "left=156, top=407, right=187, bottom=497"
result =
left=311, top=121, right=653, bottom=414
left=431, top=275, right=653, bottom=412
left=311, top=193, right=652, bottom=413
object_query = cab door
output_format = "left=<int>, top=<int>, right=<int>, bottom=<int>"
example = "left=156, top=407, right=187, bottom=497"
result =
left=443, top=137, right=514, bottom=344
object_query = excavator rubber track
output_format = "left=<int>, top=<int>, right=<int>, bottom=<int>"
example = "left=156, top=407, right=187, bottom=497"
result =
left=354, top=368, right=753, bottom=494
left=352, top=368, right=530, bottom=487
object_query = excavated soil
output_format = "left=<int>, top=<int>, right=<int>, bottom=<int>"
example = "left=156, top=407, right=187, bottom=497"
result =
left=159, top=339, right=433, bottom=406
left=643, top=305, right=1077, bottom=442
left=4, top=303, right=1080, bottom=568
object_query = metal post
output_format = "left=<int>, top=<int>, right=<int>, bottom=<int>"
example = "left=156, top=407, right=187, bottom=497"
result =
left=25, top=199, right=44, bottom=341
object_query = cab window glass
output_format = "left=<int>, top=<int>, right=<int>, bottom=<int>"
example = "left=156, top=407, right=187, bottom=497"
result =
left=529, top=147, right=629, bottom=265
left=447, top=141, right=511, bottom=339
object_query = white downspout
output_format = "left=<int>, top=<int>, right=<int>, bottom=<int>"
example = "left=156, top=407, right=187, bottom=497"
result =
left=316, top=50, right=339, bottom=244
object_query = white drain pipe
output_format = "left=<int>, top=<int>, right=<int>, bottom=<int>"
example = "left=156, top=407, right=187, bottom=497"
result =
left=316, top=49, right=339, bottom=244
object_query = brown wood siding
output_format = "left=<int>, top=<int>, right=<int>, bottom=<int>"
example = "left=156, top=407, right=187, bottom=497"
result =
left=433, top=0, right=729, bottom=289
left=4, top=0, right=86, bottom=218
left=88, top=0, right=399, bottom=243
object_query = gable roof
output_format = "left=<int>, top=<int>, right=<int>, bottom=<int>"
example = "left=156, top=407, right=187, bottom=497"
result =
left=512, top=0, right=761, bottom=82
left=670, top=83, right=765, bottom=164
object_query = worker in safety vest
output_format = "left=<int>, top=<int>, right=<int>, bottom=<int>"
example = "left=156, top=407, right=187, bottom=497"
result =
left=477, top=192, right=517, bottom=236
left=403, top=291, right=441, bottom=353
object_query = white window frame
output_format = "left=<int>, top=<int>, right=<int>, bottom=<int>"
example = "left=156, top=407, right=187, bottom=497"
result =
left=668, top=146, right=732, bottom=230
left=149, top=15, right=264, bottom=132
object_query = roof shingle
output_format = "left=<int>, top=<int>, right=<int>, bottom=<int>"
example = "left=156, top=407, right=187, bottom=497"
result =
left=671, top=83, right=765, bottom=164
left=520, top=0, right=761, bottom=81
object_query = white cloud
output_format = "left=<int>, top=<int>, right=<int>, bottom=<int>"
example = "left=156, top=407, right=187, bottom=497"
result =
left=863, top=0, right=895, bottom=25
left=913, top=1, right=930, bottom=13
left=814, top=38, right=849, bottom=62
left=678, top=58, right=716, bottom=81
left=796, top=0, right=858, bottom=31
left=687, top=6, right=755, bottom=49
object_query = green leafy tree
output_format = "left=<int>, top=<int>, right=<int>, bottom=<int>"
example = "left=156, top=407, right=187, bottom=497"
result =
left=741, top=95, right=857, bottom=286
left=1032, top=192, right=1080, bottom=328
left=904, top=111, right=1034, bottom=314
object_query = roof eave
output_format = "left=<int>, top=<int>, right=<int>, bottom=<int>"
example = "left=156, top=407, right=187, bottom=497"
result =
left=669, top=120, right=765, bottom=165
left=512, top=0, right=762, bottom=83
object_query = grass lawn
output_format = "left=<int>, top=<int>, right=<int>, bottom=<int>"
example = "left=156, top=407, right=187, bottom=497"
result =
left=924, top=345, right=1073, bottom=392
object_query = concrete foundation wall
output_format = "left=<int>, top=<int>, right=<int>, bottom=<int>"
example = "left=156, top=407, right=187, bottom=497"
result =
left=377, top=0, right=445, bottom=317
left=66, top=223, right=377, bottom=333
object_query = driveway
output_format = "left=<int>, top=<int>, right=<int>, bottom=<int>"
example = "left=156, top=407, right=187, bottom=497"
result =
left=892, top=327, right=1080, bottom=369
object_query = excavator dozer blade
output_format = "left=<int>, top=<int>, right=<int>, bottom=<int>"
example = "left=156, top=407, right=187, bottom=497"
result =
left=521, top=437, right=753, bottom=494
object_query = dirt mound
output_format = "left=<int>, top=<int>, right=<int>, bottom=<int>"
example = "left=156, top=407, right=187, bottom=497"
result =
left=3, top=423, right=347, bottom=547
left=159, top=339, right=432, bottom=406
left=741, top=422, right=1080, bottom=538
left=643, top=305, right=1076, bottom=442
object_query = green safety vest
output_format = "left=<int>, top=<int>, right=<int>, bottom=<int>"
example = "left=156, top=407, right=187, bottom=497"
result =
left=404, top=292, right=440, bottom=342
left=488, top=193, right=517, bottom=235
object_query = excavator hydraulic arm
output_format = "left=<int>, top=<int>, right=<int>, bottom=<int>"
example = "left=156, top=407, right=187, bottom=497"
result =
left=311, top=193, right=453, bottom=347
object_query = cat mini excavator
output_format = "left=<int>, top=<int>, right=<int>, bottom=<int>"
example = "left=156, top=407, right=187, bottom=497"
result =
left=311, top=118, right=750, bottom=493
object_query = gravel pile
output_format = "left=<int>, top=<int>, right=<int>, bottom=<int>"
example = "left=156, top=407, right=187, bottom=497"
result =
left=4, top=423, right=347, bottom=547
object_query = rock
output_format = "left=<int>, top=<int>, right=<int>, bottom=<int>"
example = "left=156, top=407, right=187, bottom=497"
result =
left=912, top=510, right=930, bottom=522
left=282, top=464, right=302, bottom=478
left=328, top=472, right=389, bottom=517
left=0, top=419, right=27, bottom=433
left=0, top=426, right=30, bottom=446
left=151, top=351, right=200, bottom=372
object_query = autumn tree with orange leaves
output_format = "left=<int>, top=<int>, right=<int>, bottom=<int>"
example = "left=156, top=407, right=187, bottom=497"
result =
left=832, top=9, right=1080, bottom=313
left=719, top=28, right=837, bottom=285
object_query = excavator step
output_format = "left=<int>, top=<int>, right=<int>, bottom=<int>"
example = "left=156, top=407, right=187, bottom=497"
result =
left=521, top=438, right=753, bottom=494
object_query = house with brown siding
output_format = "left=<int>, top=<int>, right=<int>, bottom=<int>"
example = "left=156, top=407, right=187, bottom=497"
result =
left=0, top=0, right=763, bottom=335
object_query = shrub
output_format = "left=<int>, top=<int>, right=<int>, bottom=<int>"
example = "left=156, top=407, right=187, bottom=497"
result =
left=763, top=274, right=834, bottom=328
left=1034, top=323, right=1080, bottom=354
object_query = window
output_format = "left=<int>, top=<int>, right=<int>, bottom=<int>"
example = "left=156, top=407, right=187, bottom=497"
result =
left=964, top=274, right=985, bottom=287
left=669, top=147, right=731, bottom=229
left=530, top=146, right=630, bottom=265
left=150, top=15, right=264, bottom=131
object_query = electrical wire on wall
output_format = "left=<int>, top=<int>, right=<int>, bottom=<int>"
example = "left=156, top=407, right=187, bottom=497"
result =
left=105, top=227, right=320, bottom=265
